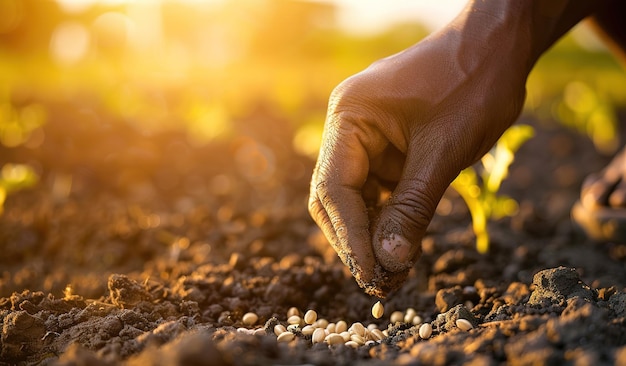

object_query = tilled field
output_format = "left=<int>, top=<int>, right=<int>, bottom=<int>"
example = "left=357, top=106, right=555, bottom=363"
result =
left=1, top=111, right=626, bottom=365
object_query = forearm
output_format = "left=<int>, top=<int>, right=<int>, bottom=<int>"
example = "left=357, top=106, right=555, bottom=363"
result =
left=452, top=0, right=608, bottom=74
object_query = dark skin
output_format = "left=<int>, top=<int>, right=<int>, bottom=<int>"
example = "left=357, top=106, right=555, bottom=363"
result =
left=309, top=0, right=626, bottom=298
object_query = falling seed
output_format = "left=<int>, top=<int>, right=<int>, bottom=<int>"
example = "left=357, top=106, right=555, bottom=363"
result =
left=287, top=307, right=300, bottom=318
left=304, top=310, right=317, bottom=325
left=312, top=328, right=326, bottom=344
left=336, top=320, right=348, bottom=333
left=390, top=311, right=404, bottom=324
left=344, top=341, right=360, bottom=348
left=456, top=318, right=473, bottom=331
left=325, top=333, right=345, bottom=345
left=372, top=301, right=384, bottom=319
left=274, top=324, right=287, bottom=336
left=242, top=312, right=258, bottom=326
left=277, top=331, right=295, bottom=343
left=418, top=323, right=432, bottom=339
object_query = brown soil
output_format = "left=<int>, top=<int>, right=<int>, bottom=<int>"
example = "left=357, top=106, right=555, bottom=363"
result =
left=1, top=105, right=625, bottom=365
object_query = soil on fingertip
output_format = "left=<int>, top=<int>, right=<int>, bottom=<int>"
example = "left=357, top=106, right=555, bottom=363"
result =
left=1, top=107, right=626, bottom=365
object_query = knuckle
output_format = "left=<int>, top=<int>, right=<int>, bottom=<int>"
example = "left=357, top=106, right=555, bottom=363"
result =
left=388, top=184, right=438, bottom=234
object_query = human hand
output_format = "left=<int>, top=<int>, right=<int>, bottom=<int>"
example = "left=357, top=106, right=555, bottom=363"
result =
left=308, top=22, right=529, bottom=297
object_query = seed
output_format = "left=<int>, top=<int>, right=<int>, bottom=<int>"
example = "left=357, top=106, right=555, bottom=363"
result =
left=325, top=333, right=344, bottom=345
left=370, top=329, right=385, bottom=341
left=456, top=318, right=473, bottom=331
left=274, top=324, right=287, bottom=336
left=304, top=310, right=317, bottom=325
left=312, top=328, right=326, bottom=344
left=365, top=340, right=376, bottom=346
left=404, top=308, right=417, bottom=323
left=277, top=331, right=295, bottom=343
left=242, top=312, right=258, bottom=326
left=350, top=334, right=365, bottom=345
left=237, top=327, right=252, bottom=334
left=418, top=323, right=432, bottom=339
left=372, top=301, right=384, bottom=319
left=326, top=322, right=336, bottom=334
left=336, top=320, right=348, bottom=333
left=390, top=311, right=404, bottom=324
left=253, top=328, right=266, bottom=336
left=345, top=341, right=360, bottom=348
left=349, top=322, right=366, bottom=337
left=412, top=315, right=423, bottom=326
left=315, top=318, right=329, bottom=329
left=301, top=325, right=315, bottom=336
left=287, top=315, right=302, bottom=325
left=340, top=331, right=351, bottom=342
left=367, top=323, right=378, bottom=330
left=287, top=307, right=300, bottom=318
left=382, top=330, right=389, bottom=337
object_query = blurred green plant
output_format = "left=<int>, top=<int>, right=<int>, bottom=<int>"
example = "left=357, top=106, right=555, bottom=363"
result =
left=451, top=124, right=535, bottom=253
left=0, top=163, right=38, bottom=215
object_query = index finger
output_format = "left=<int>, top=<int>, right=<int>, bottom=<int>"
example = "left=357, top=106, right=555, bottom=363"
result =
left=309, top=116, right=376, bottom=288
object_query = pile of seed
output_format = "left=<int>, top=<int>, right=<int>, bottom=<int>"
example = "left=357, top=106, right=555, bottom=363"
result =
left=234, top=302, right=474, bottom=348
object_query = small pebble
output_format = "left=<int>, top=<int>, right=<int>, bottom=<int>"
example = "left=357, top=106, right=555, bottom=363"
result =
left=242, top=312, right=258, bottom=326
left=418, top=323, right=432, bottom=339
left=287, top=324, right=299, bottom=333
left=277, top=332, right=295, bottom=343
left=304, top=310, right=317, bottom=325
left=456, top=318, right=473, bottom=331
left=372, top=301, right=384, bottom=319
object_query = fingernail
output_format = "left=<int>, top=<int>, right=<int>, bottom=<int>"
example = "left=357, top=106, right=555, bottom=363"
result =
left=381, top=234, right=412, bottom=264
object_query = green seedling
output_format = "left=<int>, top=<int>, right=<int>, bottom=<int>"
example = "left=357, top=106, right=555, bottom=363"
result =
left=450, top=124, right=534, bottom=253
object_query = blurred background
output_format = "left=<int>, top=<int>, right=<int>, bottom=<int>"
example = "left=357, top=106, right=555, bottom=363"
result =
left=0, top=0, right=625, bottom=212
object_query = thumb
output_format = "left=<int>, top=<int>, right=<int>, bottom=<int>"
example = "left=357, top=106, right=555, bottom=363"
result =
left=372, top=143, right=458, bottom=272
